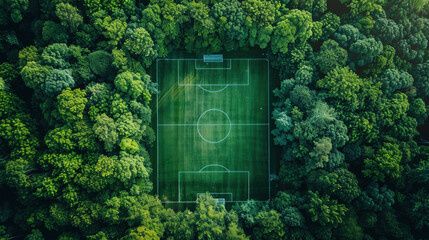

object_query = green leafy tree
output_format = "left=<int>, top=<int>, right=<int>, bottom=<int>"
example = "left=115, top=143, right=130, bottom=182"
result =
left=362, top=45, right=396, bottom=76
left=355, top=183, right=395, bottom=212
left=119, top=138, right=138, bottom=154
left=95, top=15, right=127, bottom=47
left=55, top=3, right=83, bottom=31
left=334, top=210, right=364, bottom=240
left=349, top=37, right=383, bottom=68
left=347, top=111, right=379, bottom=144
left=372, top=18, right=400, bottom=44
left=294, top=102, right=349, bottom=148
left=304, top=190, right=348, bottom=227
left=353, top=15, right=375, bottom=35
left=378, top=93, right=409, bottom=127
left=18, top=46, right=39, bottom=67
left=307, top=137, right=332, bottom=172
left=308, top=169, right=361, bottom=203
left=315, top=40, right=348, bottom=74
left=114, top=71, right=151, bottom=102
left=294, top=64, right=316, bottom=85
left=123, top=27, right=156, bottom=64
left=76, top=155, right=116, bottom=192
left=37, top=152, right=83, bottom=186
left=412, top=61, right=429, bottom=98
left=72, top=120, right=99, bottom=152
left=252, top=210, right=285, bottom=240
left=0, top=62, right=19, bottom=84
left=270, top=191, right=306, bottom=227
left=1, top=0, right=29, bottom=23
left=405, top=189, right=429, bottom=229
left=83, top=0, right=136, bottom=14
left=320, top=12, right=340, bottom=41
left=25, top=229, right=44, bottom=240
left=115, top=151, right=148, bottom=187
left=161, top=209, right=196, bottom=240
left=116, top=115, right=144, bottom=140
left=213, top=0, right=248, bottom=51
left=112, top=48, right=127, bottom=70
left=57, top=88, right=88, bottom=123
left=233, top=200, right=268, bottom=228
left=311, top=21, right=323, bottom=41
left=41, top=43, right=71, bottom=69
left=88, top=50, right=114, bottom=77
left=109, top=93, right=130, bottom=119
left=141, top=0, right=188, bottom=57
left=20, top=61, right=52, bottom=89
left=363, top=142, right=403, bottom=182
left=194, top=193, right=248, bottom=240
left=317, top=66, right=363, bottom=105
left=340, top=0, right=383, bottom=16
left=271, top=9, right=313, bottom=54
left=289, top=85, right=317, bottom=111
left=298, top=0, right=327, bottom=18
left=44, top=125, right=75, bottom=152
left=409, top=98, right=428, bottom=125
left=269, top=41, right=313, bottom=79
left=333, top=24, right=365, bottom=48
left=378, top=69, right=414, bottom=94
left=42, top=69, right=75, bottom=96
left=0, top=77, right=5, bottom=91
left=42, top=21, right=69, bottom=44
left=271, top=109, right=294, bottom=146
left=183, top=1, right=220, bottom=52
left=242, top=0, right=279, bottom=48
left=93, top=113, right=118, bottom=152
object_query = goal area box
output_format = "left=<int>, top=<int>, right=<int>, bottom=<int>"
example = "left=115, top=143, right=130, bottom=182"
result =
left=179, top=170, right=250, bottom=202
left=178, top=59, right=249, bottom=86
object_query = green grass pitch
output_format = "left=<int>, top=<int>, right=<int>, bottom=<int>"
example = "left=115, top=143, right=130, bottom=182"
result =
left=156, top=58, right=270, bottom=203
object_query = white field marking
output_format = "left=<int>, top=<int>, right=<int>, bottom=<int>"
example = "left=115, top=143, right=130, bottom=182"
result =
left=156, top=58, right=159, bottom=196
left=198, top=84, right=229, bottom=93
left=157, top=123, right=269, bottom=126
left=197, top=193, right=233, bottom=201
left=199, top=163, right=230, bottom=172
left=177, top=59, right=250, bottom=86
left=196, top=109, right=231, bottom=144
left=247, top=59, right=250, bottom=85
left=178, top=170, right=250, bottom=203
left=195, top=59, right=232, bottom=70
left=156, top=58, right=270, bottom=203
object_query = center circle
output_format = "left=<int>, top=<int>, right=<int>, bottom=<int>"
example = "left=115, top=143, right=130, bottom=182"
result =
left=199, top=85, right=229, bottom=93
left=197, top=109, right=231, bottom=144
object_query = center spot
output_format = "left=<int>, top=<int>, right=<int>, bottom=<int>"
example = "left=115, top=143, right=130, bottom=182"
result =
left=197, top=109, right=231, bottom=144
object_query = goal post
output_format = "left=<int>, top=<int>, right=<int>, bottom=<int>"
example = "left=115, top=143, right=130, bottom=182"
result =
left=204, top=54, right=223, bottom=62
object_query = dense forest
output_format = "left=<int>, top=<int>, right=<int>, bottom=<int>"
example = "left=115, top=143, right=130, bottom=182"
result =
left=0, top=0, right=428, bottom=239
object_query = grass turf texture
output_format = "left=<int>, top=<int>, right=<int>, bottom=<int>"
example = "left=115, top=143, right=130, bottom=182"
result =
left=156, top=59, right=270, bottom=203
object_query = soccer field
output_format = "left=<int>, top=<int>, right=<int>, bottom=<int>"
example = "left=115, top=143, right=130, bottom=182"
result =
left=156, top=58, right=270, bottom=203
